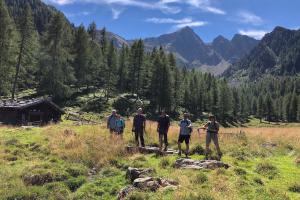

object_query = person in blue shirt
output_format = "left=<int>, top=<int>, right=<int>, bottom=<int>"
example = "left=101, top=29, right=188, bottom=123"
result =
left=116, top=114, right=125, bottom=136
left=178, top=113, right=192, bottom=157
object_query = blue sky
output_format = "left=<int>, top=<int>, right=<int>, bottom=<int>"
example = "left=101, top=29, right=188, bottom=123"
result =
left=43, top=0, right=300, bottom=42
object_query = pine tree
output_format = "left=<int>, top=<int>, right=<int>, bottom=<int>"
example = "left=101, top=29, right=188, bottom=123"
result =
left=117, top=44, right=129, bottom=92
left=12, top=4, right=38, bottom=99
left=289, top=89, right=298, bottom=121
left=0, top=0, right=16, bottom=96
left=103, top=40, right=117, bottom=101
left=217, top=80, right=233, bottom=122
left=87, top=21, right=97, bottom=41
left=257, top=95, right=264, bottom=122
left=264, top=93, right=274, bottom=122
left=38, top=13, right=75, bottom=100
left=73, top=25, right=91, bottom=89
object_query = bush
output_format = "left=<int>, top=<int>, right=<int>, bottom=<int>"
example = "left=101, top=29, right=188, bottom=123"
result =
left=159, top=158, right=170, bottom=168
left=288, top=182, right=300, bottom=193
left=192, top=172, right=208, bottom=184
left=126, top=191, right=150, bottom=200
left=234, top=168, right=247, bottom=176
left=190, top=145, right=205, bottom=155
left=253, top=177, right=264, bottom=185
left=184, top=193, right=215, bottom=200
left=66, top=165, right=87, bottom=177
left=65, top=176, right=87, bottom=192
left=255, top=162, right=279, bottom=179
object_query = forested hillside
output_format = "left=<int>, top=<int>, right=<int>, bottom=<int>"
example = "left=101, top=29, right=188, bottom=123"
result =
left=225, top=26, right=300, bottom=80
left=0, top=0, right=299, bottom=123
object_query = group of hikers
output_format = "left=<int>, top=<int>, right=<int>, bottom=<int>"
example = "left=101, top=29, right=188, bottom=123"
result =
left=107, top=108, right=222, bottom=160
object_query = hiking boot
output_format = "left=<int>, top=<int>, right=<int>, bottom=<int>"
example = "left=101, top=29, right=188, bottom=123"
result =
left=185, top=151, right=189, bottom=158
left=163, top=147, right=168, bottom=151
left=218, top=152, right=223, bottom=161
left=178, top=151, right=182, bottom=157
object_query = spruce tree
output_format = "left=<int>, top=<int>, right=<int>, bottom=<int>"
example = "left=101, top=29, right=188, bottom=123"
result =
left=0, top=0, right=16, bottom=96
left=38, top=13, right=75, bottom=100
left=12, top=4, right=38, bottom=99
left=73, top=25, right=91, bottom=89
left=103, top=40, right=117, bottom=101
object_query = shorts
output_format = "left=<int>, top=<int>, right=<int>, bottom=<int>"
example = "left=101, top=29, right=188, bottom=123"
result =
left=178, top=135, right=191, bottom=144
left=206, top=132, right=218, bottom=144
left=116, top=128, right=124, bottom=134
left=110, top=128, right=116, bottom=133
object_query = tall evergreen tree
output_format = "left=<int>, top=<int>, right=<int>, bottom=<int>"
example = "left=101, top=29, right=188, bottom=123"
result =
left=73, top=25, right=91, bottom=89
left=38, top=13, right=75, bottom=100
left=12, top=4, right=38, bottom=99
left=103, top=40, right=117, bottom=101
left=0, top=0, right=16, bottom=96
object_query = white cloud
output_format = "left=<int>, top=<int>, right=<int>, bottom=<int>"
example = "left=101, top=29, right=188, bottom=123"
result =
left=159, top=0, right=226, bottom=15
left=44, top=0, right=225, bottom=17
left=111, top=8, right=123, bottom=19
left=237, top=11, right=263, bottom=25
left=238, top=29, right=268, bottom=39
left=146, top=17, right=207, bottom=29
left=65, top=11, right=91, bottom=17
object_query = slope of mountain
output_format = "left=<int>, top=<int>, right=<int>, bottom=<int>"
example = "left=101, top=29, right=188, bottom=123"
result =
left=224, top=26, right=300, bottom=80
left=5, top=0, right=69, bottom=34
left=144, top=27, right=222, bottom=66
left=142, top=27, right=259, bottom=73
left=211, top=34, right=259, bottom=63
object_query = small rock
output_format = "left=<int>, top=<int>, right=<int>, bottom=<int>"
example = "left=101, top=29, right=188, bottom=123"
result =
left=174, top=158, right=230, bottom=170
left=261, top=142, right=277, bottom=148
left=133, top=177, right=160, bottom=191
left=126, top=167, right=154, bottom=182
left=117, top=186, right=136, bottom=200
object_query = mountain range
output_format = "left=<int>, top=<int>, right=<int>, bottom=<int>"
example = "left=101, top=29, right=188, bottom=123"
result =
left=4, top=0, right=300, bottom=80
left=225, top=26, right=300, bottom=81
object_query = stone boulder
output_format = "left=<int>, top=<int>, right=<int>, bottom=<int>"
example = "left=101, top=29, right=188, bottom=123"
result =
left=126, top=146, right=178, bottom=155
left=174, top=158, right=230, bottom=170
left=133, top=177, right=161, bottom=191
left=117, top=186, right=136, bottom=200
left=126, top=167, right=154, bottom=182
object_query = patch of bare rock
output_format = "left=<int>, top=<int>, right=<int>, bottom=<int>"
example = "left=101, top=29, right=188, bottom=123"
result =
left=126, top=146, right=178, bottom=155
left=174, top=158, right=230, bottom=170
left=118, top=167, right=179, bottom=200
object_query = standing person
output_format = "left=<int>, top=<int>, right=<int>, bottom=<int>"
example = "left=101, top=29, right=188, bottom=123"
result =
left=132, top=108, right=146, bottom=147
left=107, top=110, right=117, bottom=133
left=201, top=115, right=222, bottom=160
left=157, top=111, right=170, bottom=151
left=116, top=114, right=125, bottom=137
left=178, top=113, right=192, bottom=157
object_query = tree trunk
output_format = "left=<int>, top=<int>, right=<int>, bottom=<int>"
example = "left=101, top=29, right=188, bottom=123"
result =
left=12, top=38, right=25, bottom=100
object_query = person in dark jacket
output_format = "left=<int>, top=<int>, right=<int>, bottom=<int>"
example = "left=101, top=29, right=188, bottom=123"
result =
left=132, top=108, right=146, bottom=147
left=178, top=113, right=192, bottom=157
left=157, top=111, right=170, bottom=151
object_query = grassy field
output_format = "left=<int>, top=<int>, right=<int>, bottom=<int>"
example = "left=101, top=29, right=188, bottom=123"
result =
left=0, top=120, right=300, bottom=200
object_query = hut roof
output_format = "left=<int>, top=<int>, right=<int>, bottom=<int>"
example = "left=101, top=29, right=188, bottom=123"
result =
left=0, top=98, right=64, bottom=114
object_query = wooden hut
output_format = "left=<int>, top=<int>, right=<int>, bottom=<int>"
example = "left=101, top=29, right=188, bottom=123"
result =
left=0, top=98, right=64, bottom=126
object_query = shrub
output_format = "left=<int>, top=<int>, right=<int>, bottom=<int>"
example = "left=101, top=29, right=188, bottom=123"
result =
left=159, top=158, right=170, bottom=168
left=253, top=177, right=264, bottom=185
left=190, top=145, right=205, bottom=155
left=126, top=191, right=150, bottom=200
left=234, top=168, right=247, bottom=176
left=192, top=172, right=208, bottom=184
left=184, top=193, right=215, bottom=200
left=65, top=176, right=87, bottom=192
left=288, top=182, right=300, bottom=193
left=66, top=165, right=87, bottom=177
left=255, top=162, right=279, bottom=179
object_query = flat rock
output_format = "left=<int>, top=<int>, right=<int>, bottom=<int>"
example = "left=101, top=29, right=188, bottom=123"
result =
left=174, top=158, right=230, bottom=170
left=126, top=167, right=154, bottom=182
left=126, top=146, right=178, bottom=155
left=117, top=186, right=136, bottom=200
